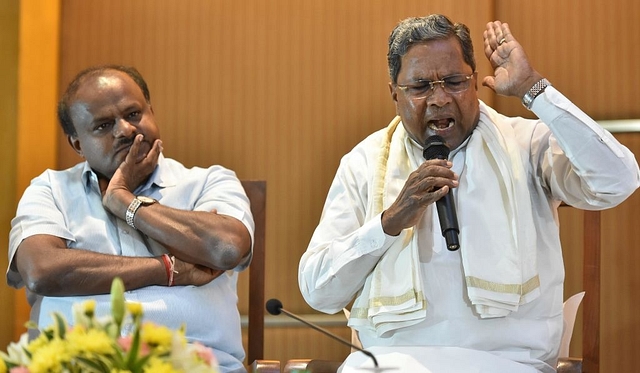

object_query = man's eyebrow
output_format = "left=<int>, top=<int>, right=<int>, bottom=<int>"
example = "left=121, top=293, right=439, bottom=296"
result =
left=90, top=114, right=114, bottom=125
left=399, top=77, right=431, bottom=85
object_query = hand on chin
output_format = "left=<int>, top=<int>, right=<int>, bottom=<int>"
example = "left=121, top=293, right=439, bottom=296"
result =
left=133, top=140, right=152, bottom=163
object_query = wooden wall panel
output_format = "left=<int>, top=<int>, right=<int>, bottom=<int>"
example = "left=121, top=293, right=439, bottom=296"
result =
left=600, top=133, right=640, bottom=373
left=11, top=0, right=61, bottom=343
left=242, top=325, right=353, bottom=365
left=494, top=1, right=640, bottom=120
left=0, top=0, right=19, bottom=349
left=5, top=0, right=629, bottom=369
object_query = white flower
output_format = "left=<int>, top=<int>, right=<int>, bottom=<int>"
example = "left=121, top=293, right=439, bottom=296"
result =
left=0, top=333, right=31, bottom=366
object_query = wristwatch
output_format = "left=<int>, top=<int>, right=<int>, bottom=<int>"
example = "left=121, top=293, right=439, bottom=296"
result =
left=125, top=196, right=157, bottom=229
left=522, top=78, right=551, bottom=110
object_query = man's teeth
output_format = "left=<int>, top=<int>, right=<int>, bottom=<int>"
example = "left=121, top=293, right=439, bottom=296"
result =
left=428, top=119, right=454, bottom=130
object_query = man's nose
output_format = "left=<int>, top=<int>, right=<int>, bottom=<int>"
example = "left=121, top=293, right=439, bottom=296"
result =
left=427, top=82, right=452, bottom=107
left=113, top=118, right=136, bottom=137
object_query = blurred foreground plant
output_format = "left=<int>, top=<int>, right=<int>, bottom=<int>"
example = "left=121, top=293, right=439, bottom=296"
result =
left=0, top=277, right=219, bottom=373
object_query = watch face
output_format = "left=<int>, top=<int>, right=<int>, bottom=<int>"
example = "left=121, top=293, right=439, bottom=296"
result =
left=137, top=196, right=156, bottom=205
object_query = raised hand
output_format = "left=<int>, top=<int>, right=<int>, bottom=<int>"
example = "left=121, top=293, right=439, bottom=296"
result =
left=481, top=21, right=543, bottom=98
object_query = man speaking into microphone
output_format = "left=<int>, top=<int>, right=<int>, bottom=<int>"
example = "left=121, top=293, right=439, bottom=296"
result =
left=298, top=14, right=639, bottom=373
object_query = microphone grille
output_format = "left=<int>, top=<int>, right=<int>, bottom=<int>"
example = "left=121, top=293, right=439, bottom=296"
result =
left=265, top=298, right=283, bottom=315
left=423, top=135, right=450, bottom=160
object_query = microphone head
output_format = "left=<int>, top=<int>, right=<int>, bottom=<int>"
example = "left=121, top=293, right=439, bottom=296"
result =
left=265, top=298, right=283, bottom=315
left=423, top=135, right=450, bottom=160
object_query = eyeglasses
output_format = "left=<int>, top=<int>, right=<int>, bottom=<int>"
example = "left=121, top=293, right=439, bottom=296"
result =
left=396, top=73, right=475, bottom=100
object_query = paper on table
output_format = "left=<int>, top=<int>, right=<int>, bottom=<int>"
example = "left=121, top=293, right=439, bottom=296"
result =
left=559, top=291, right=585, bottom=358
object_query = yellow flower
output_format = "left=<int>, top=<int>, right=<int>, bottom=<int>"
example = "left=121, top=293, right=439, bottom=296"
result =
left=26, top=333, right=51, bottom=354
left=0, top=358, right=7, bottom=373
left=83, top=299, right=97, bottom=317
left=67, top=327, right=115, bottom=356
left=126, top=301, right=143, bottom=317
left=28, top=338, right=71, bottom=373
left=142, top=356, right=180, bottom=373
left=141, top=322, right=173, bottom=352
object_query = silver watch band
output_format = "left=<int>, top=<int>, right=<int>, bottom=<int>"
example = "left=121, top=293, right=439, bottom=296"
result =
left=125, top=197, right=143, bottom=229
left=522, top=78, right=551, bottom=110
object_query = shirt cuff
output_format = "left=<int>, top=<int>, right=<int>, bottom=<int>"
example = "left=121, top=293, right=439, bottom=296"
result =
left=355, top=213, right=401, bottom=257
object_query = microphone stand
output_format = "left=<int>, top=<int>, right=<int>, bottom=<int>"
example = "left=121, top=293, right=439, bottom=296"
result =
left=278, top=308, right=379, bottom=367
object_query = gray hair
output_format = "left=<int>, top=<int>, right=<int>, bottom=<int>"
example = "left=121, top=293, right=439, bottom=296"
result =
left=387, top=14, right=476, bottom=84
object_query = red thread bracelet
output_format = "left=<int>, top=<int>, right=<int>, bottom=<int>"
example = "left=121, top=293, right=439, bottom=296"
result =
left=161, top=254, right=173, bottom=287
left=168, top=255, right=177, bottom=286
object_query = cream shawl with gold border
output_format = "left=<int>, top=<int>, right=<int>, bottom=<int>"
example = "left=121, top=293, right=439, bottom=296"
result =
left=348, top=106, right=540, bottom=336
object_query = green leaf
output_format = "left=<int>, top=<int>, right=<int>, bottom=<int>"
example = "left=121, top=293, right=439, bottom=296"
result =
left=75, top=355, right=112, bottom=373
left=130, top=353, right=153, bottom=373
left=125, top=320, right=142, bottom=369
left=110, top=346, right=126, bottom=367
left=52, top=312, right=68, bottom=339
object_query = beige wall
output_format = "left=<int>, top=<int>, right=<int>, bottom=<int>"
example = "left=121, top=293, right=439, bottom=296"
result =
left=5, top=0, right=640, bottom=370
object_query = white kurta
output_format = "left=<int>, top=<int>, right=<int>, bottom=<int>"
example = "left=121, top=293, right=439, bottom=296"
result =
left=299, top=87, right=639, bottom=372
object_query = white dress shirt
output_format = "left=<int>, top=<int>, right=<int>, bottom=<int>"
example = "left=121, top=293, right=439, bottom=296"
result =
left=299, top=87, right=639, bottom=372
left=8, top=155, right=254, bottom=373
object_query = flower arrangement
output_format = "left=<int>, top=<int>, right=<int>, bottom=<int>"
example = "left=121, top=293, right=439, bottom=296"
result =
left=0, top=278, right=220, bottom=373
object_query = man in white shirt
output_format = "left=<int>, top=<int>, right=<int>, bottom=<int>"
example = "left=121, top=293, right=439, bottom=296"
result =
left=8, top=65, right=253, bottom=373
left=299, top=15, right=639, bottom=372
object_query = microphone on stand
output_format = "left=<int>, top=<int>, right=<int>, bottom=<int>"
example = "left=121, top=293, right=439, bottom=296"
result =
left=423, top=135, right=460, bottom=251
left=265, top=298, right=379, bottom=368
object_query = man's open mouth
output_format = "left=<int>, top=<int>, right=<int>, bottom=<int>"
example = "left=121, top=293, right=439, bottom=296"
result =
left=428, top=118, right=454, bottom=131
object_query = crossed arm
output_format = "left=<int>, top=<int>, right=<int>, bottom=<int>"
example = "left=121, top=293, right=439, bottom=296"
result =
left=13, top=136, right=251, bottom=297
left=14, top=207, right=251, bottom=297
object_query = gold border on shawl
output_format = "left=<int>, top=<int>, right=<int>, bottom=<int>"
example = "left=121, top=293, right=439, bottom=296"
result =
left=350, top=117, right=425, bottom=322
left=465, top=275, right=540, bottom=297
left=350, top=290, right=425, bottom=319
left=372, top=116, right=402, bottom=213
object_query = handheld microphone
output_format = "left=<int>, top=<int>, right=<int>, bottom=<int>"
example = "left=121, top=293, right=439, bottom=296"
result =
left=423, top=135, right=460, bottom=251
left=265, top=298, right=379, bottom=367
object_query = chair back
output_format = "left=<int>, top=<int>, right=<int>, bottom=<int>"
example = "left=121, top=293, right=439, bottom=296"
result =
left=580, top=209, right=600, bottom=373
left=241, top=180, right=267, bottom=365
left=558, top=206, right=601, bottom=373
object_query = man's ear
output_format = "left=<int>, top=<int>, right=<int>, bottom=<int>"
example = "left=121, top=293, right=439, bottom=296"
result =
left=389, top=82, right=400, bottom=115
left=67, top=135, right=84, bottom=158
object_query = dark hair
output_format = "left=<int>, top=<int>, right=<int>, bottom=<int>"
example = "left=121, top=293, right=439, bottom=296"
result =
left=387, top=14, right=476, bottom=84
left=57, top=65, right=151, bottom=136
